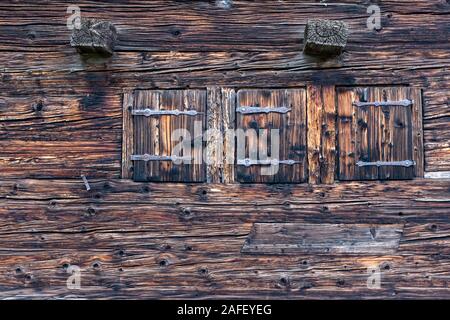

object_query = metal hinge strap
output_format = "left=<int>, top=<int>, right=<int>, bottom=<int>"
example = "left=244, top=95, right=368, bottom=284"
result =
left=237, top=158, right=299, bottom=167
left=132, top=109, right=202, bottom=117
left=131, top=154, right=191, bottom=162
left=356, top=160, right=415, bottom=168
left=353, top=100, right=413, bottom=108
left=236, top=106, right=291, bottom=115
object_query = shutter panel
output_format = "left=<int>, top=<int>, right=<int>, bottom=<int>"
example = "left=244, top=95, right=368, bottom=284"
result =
left=235, top=89, right=307, bottom=183
left=337, top=87, right=423, bottom=180
left=132, top=89, right=206, bottom=182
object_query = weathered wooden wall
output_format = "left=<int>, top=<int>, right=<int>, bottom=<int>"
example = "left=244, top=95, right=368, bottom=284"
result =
left=0, top=0, right=449, bottom=299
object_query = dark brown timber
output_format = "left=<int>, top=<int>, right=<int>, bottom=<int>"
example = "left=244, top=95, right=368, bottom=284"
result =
left=0, top=0, right=449, bottom=300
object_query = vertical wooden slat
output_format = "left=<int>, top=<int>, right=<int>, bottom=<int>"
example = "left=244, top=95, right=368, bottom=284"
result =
left=307, top=85, right=322, bottom=184
left=307, top=85, right=336, bottom=184
left=222, top=88, right=236, bottom=184
left=206, top=87, right=236, bottom=183
left=236, top=89, right=259, bottom=183
left=379, top=88, right=393, bottom=180
left=337, top=86, right=421, bottom=181
left=236, top=89, right=306, bottom=183
left=289, top=89, right=307, bottom=183
left=337, top=87, right=355, bottom=180
left=410, top=88, right=424, bottom=177
left=206, top=87, right=222, bottom=183
left=132, top=91, right=146, bottom=181
left=121, top=91, right=134, bottom=179
left=158, top=90, right=176, bottom=181
left=321, top=86, right=336, bottom=184
left=133, top=90, right=160, bottom=182
left=363, top=88, right=380, bottom=179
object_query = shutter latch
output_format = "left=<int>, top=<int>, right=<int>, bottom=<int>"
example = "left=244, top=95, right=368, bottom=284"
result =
left=132, top=109, right=202, bottom=117
left=353, top=100, right=413, bottom=108
left=356, top=160, right=415, bottom=167
left=131, top=154, right=191, bottom=162
left=236, top=106, right=291, bottom=114
left=237, top=158, right=299, bottom=167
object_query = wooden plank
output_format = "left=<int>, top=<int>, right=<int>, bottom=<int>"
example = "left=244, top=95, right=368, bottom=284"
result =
left=337, top=87, right=421, bottom=181
left=337, top=87, right=356, bottom=180
left=132, top=90, right=160, bottom=181
left=307, top=85, right=336, bottom=184
left=410, top=88, right=424, bottom=177
left=307, top=85, right=322, bottom=184
left=362, top=88, right=380, bottom=179
left=390, top=88, right=414, bottom=179
left=222, top=88, right=236, bottom=184
left=132, top=90, right=206, bottom=182
left=321, top=86, right=337, bottom=184
left=206, top=87, right=223, bottom=184
left=425, top=171, right=450, bottom=179
left=236, top=89, right=307, bottom=183
left=157, top=90, right=206, bottom=182
left=1, top=2, right=448, bottom=53
left=242, top=223, right=404, bottom=255
left=121, top=92, right=134, bottom=179
left=379, top=88, right=394, bottom=180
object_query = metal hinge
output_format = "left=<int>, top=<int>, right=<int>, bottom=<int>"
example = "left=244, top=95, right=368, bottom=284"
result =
left=237, top=158, right=299, bottom=167
left=236, top=106, right=291, bottom=115
left=353, top=100, right=413, bottom=108
left=131, top=154, right=191, bottom=162
left=132, top=109, right=202, bottom=117
left=356, top=160, right=415, bottom=168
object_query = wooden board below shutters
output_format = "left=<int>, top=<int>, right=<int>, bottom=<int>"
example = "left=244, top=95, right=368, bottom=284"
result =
left=235, top=89, right=307, bottom=183
left=337, top=87, right=423, bottom=181
left=132, top=90, right=206, bottom=182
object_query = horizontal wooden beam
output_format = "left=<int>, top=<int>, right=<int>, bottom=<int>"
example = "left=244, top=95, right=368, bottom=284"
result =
left=242, top=223, right=403, bottom=255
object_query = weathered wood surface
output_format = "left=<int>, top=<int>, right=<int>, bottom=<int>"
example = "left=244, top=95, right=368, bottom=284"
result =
left=131, top=89, right=206, bottom=182
left=70, top=18, right=117, bottom=56
left=235, top=88, right=307, bottom=183
left=0, top=1, right=448, bottom=178
left=307, top=85, right=336, bottom=184
left=337, top=87, right=423, bottom=180
left=303, top=19, right=349, bottom=56
left=0, top=179, right=449, bottom=299
left=242, top=223, right=404, bottom=255
left=0, top=0, right=449, bottom=299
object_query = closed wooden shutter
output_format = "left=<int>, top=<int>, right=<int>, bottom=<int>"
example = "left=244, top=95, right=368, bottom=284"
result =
left=337, top=87, right=423, bottom=180
left=131, top=89, right=206, bottom=182
left=235, top=89, right=307, bottom=183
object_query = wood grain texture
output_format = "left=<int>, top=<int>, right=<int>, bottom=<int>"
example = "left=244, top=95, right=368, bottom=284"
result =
left=337, top=87, right=423, bottom=180
left=307, top=85, right=322, bottom=184
left=0, top=0, right=449, bottom=300
left=0, top=179, right=449, bottom=299
left=205, top=87, right=236, bottom=183
left=321, top=86, right=337, bottom=184
left=222, top=88, right=236, bottom=184
left=0, top=1, right=448, bottom=177
left=242, top=223, right=403, bottom=255
left=206, top=87, right=222, bottom=183
left=307, top=85, right=336, bottom=184
left=236, top=89, right=307, bottom=183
